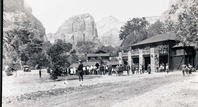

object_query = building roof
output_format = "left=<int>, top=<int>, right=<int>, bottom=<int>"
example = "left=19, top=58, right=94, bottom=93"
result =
left=70, top=62, right=99, bottom=67
left=107, top=61, right=119, bottom=65
left=83, top=62, right=98, bottom=66
left=70, top=63, right=79, bottom=68
left=172, top=42, right=196, bottom=48
left=87, top=53, right=110, bottom=57
left=131, top=32, right=176, bottom=47
left=95, top=50, right=106, bottom=54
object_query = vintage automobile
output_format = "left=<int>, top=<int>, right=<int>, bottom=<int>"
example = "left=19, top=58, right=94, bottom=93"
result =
left=23, top=65, right=31, bottom=72
left=4, top=66, right=14, bottom=76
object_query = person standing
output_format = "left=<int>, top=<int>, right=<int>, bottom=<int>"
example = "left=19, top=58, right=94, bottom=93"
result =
left=182, top=64, right=186, bottom=76
left=142, top=64, right=145, bottom=74
left=108, top=64, right=112, bottom=75
left=39, top=69, right=42, bottom=78
left=95, top=63, right=99, bottom=75
left=188, top=64, right=192, bottom=74
left=36, top=64, right=42, bottom=78
left=132, top=63, right=135, bottom=74
left=136, top=64, right=139, bottom=74
left=166, top=63, right=169, bottom=74
left=78, top=60, right=84, bottom=81
left=139, top=64, right=142, bottom=74
left=105, top=65, right=108, bottom=75
left=127, top=64, right=130, bottom=76
left=148, top=64, right=151, bottom=74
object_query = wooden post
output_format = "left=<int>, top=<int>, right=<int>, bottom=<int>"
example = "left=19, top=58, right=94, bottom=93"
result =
left=183, top=43, right=185, bottom=65
left=168, top=43, right=170, bottom=71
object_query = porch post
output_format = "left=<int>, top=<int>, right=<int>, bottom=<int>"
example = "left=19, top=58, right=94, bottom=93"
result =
left=139, top=49, right=143, bottom=70
left=150, top=48, right=155, bottom=72
left=118, top=52, right=122, bottom=65
left=128, top=50, right=132, bottom=73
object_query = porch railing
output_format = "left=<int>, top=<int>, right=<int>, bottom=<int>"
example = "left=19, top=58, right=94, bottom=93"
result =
left=143, top=50, right=150, bottom=55
left=131, top=50, right=139, bottom=56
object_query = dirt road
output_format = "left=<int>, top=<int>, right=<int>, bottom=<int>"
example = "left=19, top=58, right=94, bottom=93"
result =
left=2, top=71, right=198, bottom=107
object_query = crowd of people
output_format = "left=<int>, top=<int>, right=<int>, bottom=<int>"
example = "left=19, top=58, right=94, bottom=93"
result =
left=75, top=63, right=130, bottom=76
left=131, top=63, right=151, bottom=74
left=158, top=63, right=169, bottom=73
left=72, top=61, right=156, bottom=80
left=181, top=63, right=196, bottom=76
left=60, top=62, right=168, bottom=79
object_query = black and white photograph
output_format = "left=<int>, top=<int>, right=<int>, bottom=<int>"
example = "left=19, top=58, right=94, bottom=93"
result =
left=2, top=0, right=198, bottom=107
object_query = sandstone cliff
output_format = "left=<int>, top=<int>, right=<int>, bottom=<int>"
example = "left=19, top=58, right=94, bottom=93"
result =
left=96, top=16, right=160, bottom=47
left=96, top=16, right=124, bottom=47
left=3, top=0, right=45, bottom=38
left=160, top=0, right=198, bottom=22
left=3, top=0, right=46, bottom=67
left=145, top=16, right=160, bottom=24
left=52, top=13, right=98, bottom=46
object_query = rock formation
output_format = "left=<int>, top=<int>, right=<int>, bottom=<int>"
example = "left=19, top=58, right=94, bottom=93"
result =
left=160, top=0, right=198, bottom=22
left=96, top=16, right=124, bottom=47
left=3, top=0, right=45, bottom=38
left=145, top=16, right=160, bottom=24
left=52, top=13, right=98, bottom=46
left=3, top=0, right=46, bottom=67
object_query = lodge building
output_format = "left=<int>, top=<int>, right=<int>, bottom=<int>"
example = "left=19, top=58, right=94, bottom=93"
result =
left=120, top=32, right=198, bottom=72
left=87, top=50, right=110, bottom=61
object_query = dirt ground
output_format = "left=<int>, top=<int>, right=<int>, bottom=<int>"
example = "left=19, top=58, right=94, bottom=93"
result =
left=2, top=70, right=198, bottom=107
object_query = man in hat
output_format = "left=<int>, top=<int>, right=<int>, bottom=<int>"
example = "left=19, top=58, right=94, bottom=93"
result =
left=78, top=60, right=84, bottom=81
left=148, top=64, right=151, bottom=74
left=181, top=64, right=186, bottom=76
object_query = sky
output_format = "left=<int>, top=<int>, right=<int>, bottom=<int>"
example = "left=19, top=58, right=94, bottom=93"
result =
left=25, top=0, right=170, bottom=34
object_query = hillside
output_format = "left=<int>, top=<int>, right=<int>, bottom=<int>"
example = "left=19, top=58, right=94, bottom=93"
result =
left=96, top=16, right=124, bottom=47
left=3, top=0, right=46, bottom=67
left=50, top=13, right=99, bottom=47
left=160, top=0, right=198, bottom=22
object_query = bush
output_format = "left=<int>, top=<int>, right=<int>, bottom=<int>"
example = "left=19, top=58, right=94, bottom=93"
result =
left=50, top=72, right=58, bottom=80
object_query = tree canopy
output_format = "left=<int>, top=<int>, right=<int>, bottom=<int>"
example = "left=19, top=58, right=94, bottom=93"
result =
left=3, top=25, right=49, bottom=69
left=97, top=45, right=118, bottom=57
left=174, top=3, right=198, bottom=46
left=76, top=41, right=98, bottom=53
left=119, top=17, right=149, bottom=51
left=119, top=17, right=149, bottom=41
left=47, top=39, right=72, bottom=77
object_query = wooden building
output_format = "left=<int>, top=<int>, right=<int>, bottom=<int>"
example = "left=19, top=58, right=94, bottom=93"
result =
left=87, top=50, right=110, bottom=62
left=121, top=32, right=198, bottom=72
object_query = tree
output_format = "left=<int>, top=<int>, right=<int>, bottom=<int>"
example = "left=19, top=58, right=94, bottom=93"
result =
left=47, top=39, right=72, bottom=78
left=119, top=17, right=149, bottom=40
left=147, top=20, right=165, bottom=37
left=97, top=45, right=118, bottom=56
left=76, top=41, right=98, bottom=53
left=174, top=3, right=198, bottom=64
left=147, top=20, right=175, bottom=37
left=3, top=25, right=46, bottom=69
left=119, top=17, right=149, bottom=51
left=68, top=50, right=79, bottom=64
left=174, top=4, right=198, bottom=45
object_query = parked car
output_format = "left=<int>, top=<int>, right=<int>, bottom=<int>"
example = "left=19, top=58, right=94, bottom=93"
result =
left=23, top=65, right=31, bottom=72
left=4, top=66, right=14, bottom=76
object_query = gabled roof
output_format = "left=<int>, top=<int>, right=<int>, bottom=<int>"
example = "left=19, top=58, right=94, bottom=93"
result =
left=131, top=32, right=176, bottom=47
left=70, top=63, right=79, bottom=68
left=172, top=42, right=196, bottom=48
left=95, top=50, right=106, bottom=54
left=87, top=53, right=110, bottom=57
left=107, top=61, right=119, bottom=65
left=83, top=62, right=98, bottom=66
